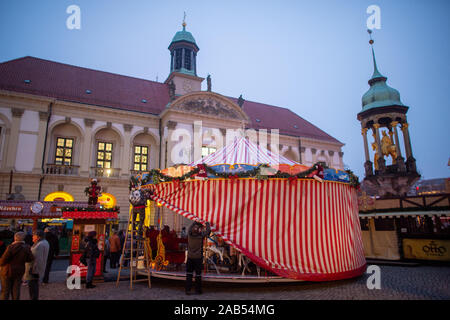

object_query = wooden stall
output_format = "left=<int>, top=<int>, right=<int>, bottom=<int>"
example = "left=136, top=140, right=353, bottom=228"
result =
left=62, top=208, right=119, bottom=282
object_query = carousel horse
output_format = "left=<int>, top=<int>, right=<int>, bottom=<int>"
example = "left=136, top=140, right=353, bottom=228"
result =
left=153, top=232, right=169, bottom=270
left=236, top=249, right=260, bottom=277
left=205, top=237, right=232, bottom=265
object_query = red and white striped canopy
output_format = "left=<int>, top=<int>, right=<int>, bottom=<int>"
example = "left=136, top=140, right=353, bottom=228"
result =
left=147, top=179, right=366, bottom=281
left=190, top=137, right=298, bottom=166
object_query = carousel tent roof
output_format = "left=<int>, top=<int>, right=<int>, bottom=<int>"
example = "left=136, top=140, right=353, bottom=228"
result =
left=190, top=137, right=298, bottom=166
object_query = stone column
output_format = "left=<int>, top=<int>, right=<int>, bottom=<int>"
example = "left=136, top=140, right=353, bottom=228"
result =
left=32, top=111, right=50, bottom=173
left=166, top=121, right=177, bottom=167
left=311, top=148, right=317, bottom=164
left=361, top=128, right=370, bottom=163
left=6, top=108, right=24, bottom=170
left=298, top=139, right=303, bottom=164
left=391, top=121, right=406, bottom=172
left=401, top=122, right=412, bottom=159
left=121, top=124, right=133, bottom=177
left=372, top=123, right=385, bottom=172
left=361, top=127, right=373, bottom=176
left=401, top=122, right=417, bottom=172
left=338, top=151, right=344, bottom=170
left=193, top=121, right=202, bottom=163
left=80, top=118, right=95, bottom=177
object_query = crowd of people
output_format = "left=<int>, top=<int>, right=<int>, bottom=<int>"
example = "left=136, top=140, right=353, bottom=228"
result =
left=0, top=227, right=60, bottom=300
left=0, top=221, right=257, bottom=299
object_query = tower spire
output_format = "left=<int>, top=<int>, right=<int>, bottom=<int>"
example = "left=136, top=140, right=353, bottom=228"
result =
left=367, top=29, right=384, bottom=80
left=182, top=11, right=186, bottom=30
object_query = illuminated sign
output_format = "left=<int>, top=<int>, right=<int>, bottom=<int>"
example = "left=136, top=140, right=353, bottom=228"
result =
left=0, top=206, right=22, bottom=212
left=98, top=193, right=116, bottom=208
left=44, top=192, right=74, bottom=202
left=403, top=238, right=450, bottom=261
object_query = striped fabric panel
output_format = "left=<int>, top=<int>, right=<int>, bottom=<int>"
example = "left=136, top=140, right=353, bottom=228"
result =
left=190, top=137, right=297, bottom=166
left=148, top=179, right=366, bottom=281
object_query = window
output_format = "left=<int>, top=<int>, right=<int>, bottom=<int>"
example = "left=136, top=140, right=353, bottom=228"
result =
left=133, top=145, right=149, bottom=171
left=175, top=49, right=182, bottom=70
left=55, top=137, right=74, bottom=165
left=96, top=141, right=113, bottom=168
left=201, top=146, right=216, bottom=158
left=184, top=49, right=191, bottom=70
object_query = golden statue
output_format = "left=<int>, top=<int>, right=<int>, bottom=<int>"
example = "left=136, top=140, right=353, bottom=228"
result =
left=381, top=130, right=397, bottom=163
left=371, top=141, right=379, bottom=170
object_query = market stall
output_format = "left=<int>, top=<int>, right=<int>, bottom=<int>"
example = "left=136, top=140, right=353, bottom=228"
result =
left=62, top=206, right=119, bottom=281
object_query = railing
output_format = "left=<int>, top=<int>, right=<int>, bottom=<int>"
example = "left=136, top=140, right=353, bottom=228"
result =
left=130, top=169, right=150, bottom=176
left=90, top=167, right=121, bottom=178
left=45, top=164, right=80, bottom=175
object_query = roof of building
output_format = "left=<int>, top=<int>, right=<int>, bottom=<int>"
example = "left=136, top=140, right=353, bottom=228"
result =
left=361, top=46, right=404, bottom=112
left=170, top=25, right=198, bottom=49
left=0, top=56, right=341, bottom=144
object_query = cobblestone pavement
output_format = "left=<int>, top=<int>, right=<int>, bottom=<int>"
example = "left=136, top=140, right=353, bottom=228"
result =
left=17, top=259, right=450, bottom=300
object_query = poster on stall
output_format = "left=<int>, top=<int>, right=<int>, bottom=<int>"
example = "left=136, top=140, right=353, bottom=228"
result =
left=70, top=253, right=103, bottom=277
left=84, top=225, right=95, bottom=233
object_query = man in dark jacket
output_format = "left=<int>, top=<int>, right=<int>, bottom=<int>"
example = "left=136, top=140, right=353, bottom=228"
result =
left=0, top=232, right=34, bottom=300
left=185, top=221, right=210, bottom=295
left=42, top=227, right=59, bottom=283
left=81, top=231, right=100, bottom=289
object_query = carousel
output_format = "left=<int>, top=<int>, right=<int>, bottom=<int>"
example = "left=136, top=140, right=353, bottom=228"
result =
left=128, top=137, right=366, bottom=283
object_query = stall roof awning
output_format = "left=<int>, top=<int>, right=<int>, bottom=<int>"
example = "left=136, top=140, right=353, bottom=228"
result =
left=359, top=210, right=450, bottom=219
left=0, top=201, right=89, bottom=219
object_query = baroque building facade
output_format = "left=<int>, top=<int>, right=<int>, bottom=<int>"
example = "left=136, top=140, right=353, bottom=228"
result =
left=0, top=23, right=344, bottom=229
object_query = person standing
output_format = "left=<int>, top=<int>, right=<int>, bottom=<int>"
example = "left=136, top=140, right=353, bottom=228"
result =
left=81, top=231, right=100, bottom=289
left=0, top=232, right=34, bottom=300
left=185, top=221, right=210, bottom=295
left=109, top=230, right=121, bottom=268
left=24, top=230, right=49, bottom=300
left=0, top=238, right=6, bottom=258
left=102, top=237, right=110, bottom=273
left=42, top=228, right=59, bottom=284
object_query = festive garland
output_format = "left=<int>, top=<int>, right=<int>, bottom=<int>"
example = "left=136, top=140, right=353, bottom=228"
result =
left=131, top=162, right=360, bottom=188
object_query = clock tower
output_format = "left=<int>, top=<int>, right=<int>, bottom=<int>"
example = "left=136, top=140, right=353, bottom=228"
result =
left=165, top=19, right=204, bottom=95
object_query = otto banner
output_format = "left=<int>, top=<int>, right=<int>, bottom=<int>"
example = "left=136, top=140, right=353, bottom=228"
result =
left=403, top=238, right=450, bottom=261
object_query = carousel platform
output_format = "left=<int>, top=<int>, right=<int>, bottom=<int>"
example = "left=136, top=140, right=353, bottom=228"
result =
left=137, top=268, right=302, bottom=283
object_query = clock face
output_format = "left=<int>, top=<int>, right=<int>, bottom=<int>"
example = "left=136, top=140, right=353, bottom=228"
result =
left=31, top=202, right=44, bottom=214
left=183, top=80, right=192, bottom=93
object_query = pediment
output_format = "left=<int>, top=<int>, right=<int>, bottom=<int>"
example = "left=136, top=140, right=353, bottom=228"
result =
left=169, top=92, right=249, bottom=122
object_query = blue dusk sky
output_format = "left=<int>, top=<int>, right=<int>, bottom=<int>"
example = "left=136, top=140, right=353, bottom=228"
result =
left=0, top=0, right=449, bottom=180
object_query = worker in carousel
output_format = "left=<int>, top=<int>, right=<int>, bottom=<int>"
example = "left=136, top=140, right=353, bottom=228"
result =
left=128, top=186, right=148, bottom=240
left=185, top=220, right=211, bottom=295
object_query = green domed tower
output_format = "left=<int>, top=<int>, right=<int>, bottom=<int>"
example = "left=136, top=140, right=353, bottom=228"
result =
left=165, top=17, right=204, bottom=96
left=357, top=30, right=419, bottom=196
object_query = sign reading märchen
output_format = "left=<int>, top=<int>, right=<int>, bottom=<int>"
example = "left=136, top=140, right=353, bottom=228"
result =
left=0, top=205, right=22, bottom=212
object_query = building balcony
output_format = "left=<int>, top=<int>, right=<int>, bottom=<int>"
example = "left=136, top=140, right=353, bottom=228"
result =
left=129, top=169, right=151, bottom=176
left=45, top=164, right=80, bottom=176
left=90, top=167, right=121, bottom=178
